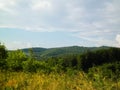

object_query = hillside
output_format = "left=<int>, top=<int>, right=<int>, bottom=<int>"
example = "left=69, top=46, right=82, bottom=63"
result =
left=21, top=46, right=110, bottom=58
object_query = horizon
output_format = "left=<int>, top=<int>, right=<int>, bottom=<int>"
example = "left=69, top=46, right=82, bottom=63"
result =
left=0, top=0, right=120, bottom=50
left=5, top=45, right=114, bottom=50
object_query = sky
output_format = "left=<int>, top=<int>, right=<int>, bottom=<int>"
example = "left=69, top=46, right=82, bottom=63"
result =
left=0, top=0, right=120, bottom=50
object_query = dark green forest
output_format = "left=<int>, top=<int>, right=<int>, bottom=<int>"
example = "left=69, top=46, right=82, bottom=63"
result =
left=21, top=46, right=109, bottom=59
left=0, top=43, right=120, bottom=79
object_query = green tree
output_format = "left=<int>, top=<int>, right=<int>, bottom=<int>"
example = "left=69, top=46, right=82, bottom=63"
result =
left=0, top=43, right=7, bottom=69
left=22, top=48, right=40, bottom=72
left=7, top=50, right=27, bottom=71
left=0, top=43, right=7, bottom=59
left=80, top=48, right=120, bottom=71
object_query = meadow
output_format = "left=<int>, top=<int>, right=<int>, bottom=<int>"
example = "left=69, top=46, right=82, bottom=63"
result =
left=0, top=71, right=119, bottom=90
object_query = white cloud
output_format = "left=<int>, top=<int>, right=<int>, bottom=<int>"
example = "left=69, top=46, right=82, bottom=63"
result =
left=5, top=41, right=32, bottom=50
left=0, top=0, right=120, bottom=47
left=31, top=0, right=52, bottom=11
left=116, top=34, right=120, bottom=46
left=0, top=0, right=17, bottom=14
left=66, top=2, right=86, bottom=22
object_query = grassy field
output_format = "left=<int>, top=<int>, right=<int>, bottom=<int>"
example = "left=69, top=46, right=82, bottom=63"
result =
left=0, top=71, right=119, bottom=90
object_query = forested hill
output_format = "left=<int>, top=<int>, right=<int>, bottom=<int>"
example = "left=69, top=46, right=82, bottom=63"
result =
left=21, top=46, right=110, bottom=58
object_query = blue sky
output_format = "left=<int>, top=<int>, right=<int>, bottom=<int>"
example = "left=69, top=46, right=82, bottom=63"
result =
left=0, top=0, right=120, bottom=50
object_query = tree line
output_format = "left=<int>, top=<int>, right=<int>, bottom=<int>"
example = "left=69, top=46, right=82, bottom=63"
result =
left=0, top=43, right=120, bottom=78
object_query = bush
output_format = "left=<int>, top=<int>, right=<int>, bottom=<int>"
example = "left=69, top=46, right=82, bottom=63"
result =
left=88, top=62, right=120, bottom=80
left=79, top=48, right=120, bottom=71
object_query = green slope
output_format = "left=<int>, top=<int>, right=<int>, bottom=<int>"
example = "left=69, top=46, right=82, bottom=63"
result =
left=21, top=46, right=110, bottom=58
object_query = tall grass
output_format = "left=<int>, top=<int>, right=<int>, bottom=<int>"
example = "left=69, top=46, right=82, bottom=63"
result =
left=0, top=71, right=119, bottom=90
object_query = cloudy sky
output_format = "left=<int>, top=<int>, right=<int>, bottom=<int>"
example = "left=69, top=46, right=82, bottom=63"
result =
left=0, top=0, right=120, bottom=50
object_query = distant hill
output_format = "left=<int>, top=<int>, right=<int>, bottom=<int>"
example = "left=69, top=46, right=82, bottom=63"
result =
left=22, top=47, right=47, bottom=54
left=21, top=46, right=110, bottom=59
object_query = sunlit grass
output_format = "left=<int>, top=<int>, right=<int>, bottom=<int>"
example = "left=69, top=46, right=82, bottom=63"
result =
left=0, top=71, right=120, bottom=90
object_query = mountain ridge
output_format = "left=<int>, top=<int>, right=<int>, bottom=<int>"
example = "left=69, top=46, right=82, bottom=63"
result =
left=20, top=46, right=110, bottom=58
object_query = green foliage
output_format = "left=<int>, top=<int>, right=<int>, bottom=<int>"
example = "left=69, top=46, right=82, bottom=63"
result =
left=22, top=59, right=38, bottom=72
left=79, top=48, right=120, bottom=71
left=0, top=43, right=7, bottom=59
left=0, top=43, right=120, bottom=81
left=1, top=43, right=120, bottom=90
left=22, top=46, right=109, bottom=58
left=22, top=59, right=50, bottom=73
left=87, top=62, right=120, bottom=90
left=88, top=62, right=120, bottom=81
left=7, top=50, right=27, bottom=71
left=0, top=43, right=7, bottom=70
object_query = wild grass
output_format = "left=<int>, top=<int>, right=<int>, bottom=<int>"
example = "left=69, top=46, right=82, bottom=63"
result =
left=0, top=71, right=120, bottom=90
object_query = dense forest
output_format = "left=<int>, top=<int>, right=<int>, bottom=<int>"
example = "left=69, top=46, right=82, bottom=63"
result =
left=0, top=43, right=120, bottom=90
left=21, top=46, right=109, bottom=59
